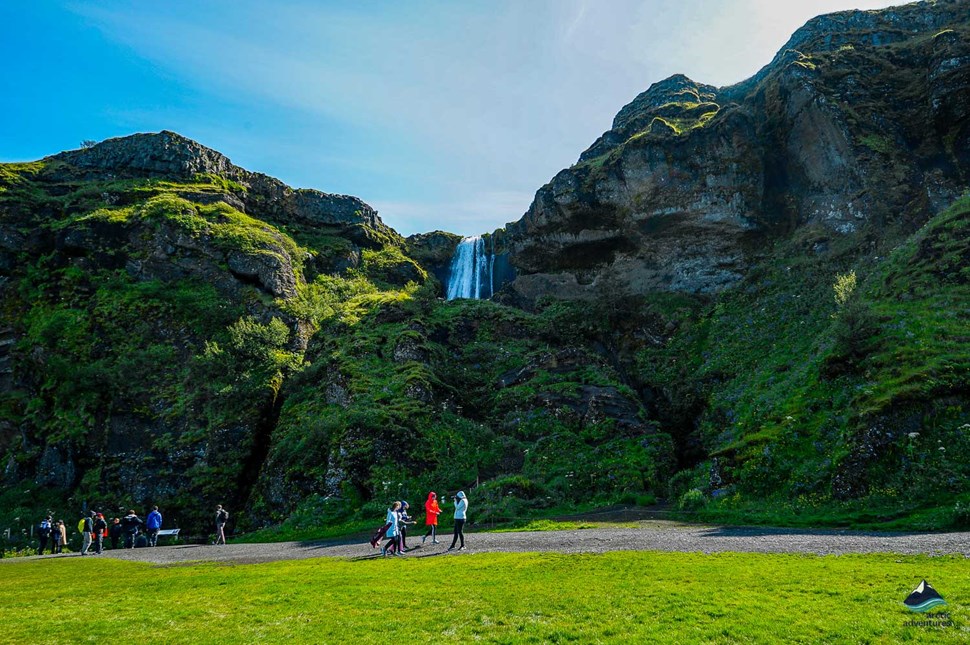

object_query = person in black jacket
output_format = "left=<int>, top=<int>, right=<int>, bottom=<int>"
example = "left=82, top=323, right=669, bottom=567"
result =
left=109, top=518, right=122, bottom=549
left=93, top=513, right=108, bottom=554
left=121, top=510, right=143, bottom=549
left=398, top=501, right=416, bottom=552
left=214, top=505, right=229, bottom=545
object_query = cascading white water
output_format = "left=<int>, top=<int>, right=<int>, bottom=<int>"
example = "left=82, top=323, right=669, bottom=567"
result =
left=446, top=235, right=495, bottom=300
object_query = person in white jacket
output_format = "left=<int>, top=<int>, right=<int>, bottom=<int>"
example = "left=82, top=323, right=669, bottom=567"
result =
left=448, top=491, right=468, bottom=551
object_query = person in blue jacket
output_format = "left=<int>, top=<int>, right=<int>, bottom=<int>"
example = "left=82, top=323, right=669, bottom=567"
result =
left=380, top=501, right=403, bottom=557
left=146, top=506, right=163, bottom=547
left=448, top=491, right=468, bottom=551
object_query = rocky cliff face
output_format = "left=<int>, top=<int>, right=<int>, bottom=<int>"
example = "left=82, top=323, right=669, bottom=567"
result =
left=405, top=230, right=462, bottom=286
left=51, top=131, right=383, bottom=235
left=500, top=0, right=970, bottom=302
left=0, top=133, right=415, bottom=530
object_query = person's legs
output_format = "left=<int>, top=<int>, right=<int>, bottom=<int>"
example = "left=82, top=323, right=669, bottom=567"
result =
left=400, top=527, right=407, bottom=550
left=456, top=519, right=465, bottom=548
left=217, top=524, right=226, bottom=545
left=81, top=532, right=92, bottom=555
left=125, top=532, right=134, bottom=549
left=381, top=535, right=396, bottom=556
left=450, top=520, right=462, bottom=549
left=95, top=535, right=103, bottom=554
left=38, top=536, right=48, bottom=555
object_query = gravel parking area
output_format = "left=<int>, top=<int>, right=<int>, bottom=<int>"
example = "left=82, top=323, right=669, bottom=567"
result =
left=16, top=521, right=967, bottom=565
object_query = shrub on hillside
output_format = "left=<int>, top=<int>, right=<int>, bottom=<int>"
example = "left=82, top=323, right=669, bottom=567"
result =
left=678, top=488, right=706, bottom=511
left=825, top=271, right=877, bottom=375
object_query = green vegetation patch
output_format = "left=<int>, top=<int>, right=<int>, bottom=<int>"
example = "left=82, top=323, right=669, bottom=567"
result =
left=642, top=196, right=970, bottom=527
left=859, top=134, right=895, bottom=156
left=2, top=552, right=967, bottom=643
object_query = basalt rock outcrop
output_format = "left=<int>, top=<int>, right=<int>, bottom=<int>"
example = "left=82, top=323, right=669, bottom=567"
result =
left=51, top=131, right=382, bottom=234
left=405, top=230, right=462, bottom=286
left=500, top=0, right=970, bottom=302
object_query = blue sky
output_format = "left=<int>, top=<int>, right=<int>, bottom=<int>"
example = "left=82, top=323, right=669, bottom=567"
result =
left=1, top=1, right=902, bottom=236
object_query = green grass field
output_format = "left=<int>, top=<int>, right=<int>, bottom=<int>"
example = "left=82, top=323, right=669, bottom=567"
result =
left=2, top=551, right=966, bottom=643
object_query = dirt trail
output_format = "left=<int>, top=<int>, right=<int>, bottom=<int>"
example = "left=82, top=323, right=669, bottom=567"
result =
left=14, top=521, right=968, bottom=565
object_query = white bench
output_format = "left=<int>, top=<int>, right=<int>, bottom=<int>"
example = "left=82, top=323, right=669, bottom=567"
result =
left=156, top=528, right=180, bottom=539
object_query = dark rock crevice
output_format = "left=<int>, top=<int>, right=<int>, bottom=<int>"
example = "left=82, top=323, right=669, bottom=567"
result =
left=235, top=393, right=286, bottom=523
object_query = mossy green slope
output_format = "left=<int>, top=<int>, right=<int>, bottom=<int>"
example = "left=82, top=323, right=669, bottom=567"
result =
left=646, top=196, right=970, bottom=527
left=0, top=155, right=430, bottom=535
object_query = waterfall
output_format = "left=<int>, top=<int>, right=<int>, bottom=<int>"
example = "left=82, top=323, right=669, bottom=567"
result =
left=446, top=235, right=495, bottom=300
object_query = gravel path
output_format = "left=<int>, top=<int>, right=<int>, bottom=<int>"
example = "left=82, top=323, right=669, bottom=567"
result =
left=15, top=521, right=968, bottom=565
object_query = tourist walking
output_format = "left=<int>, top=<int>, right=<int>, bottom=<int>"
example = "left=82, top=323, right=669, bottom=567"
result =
left=55, top=520, right=67, bottom=554
left=422, top=492, right=441, bottom=544
left=448, top=491, right=468, bottom=551
left=381, top=501, right=403, bottom=557
left=93, top=513, right=107, bottom=554
left=37, top=516, right=53, bottom=555
left=109, top=518, right=122, bottom=549
left=398, top=501, right=415, bottom=552
left=121, top=510, right=143, bottom=548
left=146, top=506, right=162, bottom=547
left=79, top=511, right=95, bottom=555
left=214, top=505, right=229, bottom=545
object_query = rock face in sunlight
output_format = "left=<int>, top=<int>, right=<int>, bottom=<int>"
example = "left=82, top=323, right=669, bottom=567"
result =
left=52, top=131, right=383, bottom=233
left=499, top=0, right=970, bottom=302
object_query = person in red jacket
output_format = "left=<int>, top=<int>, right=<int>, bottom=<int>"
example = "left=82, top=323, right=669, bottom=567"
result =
left=422, top=491, right=441, bottom=544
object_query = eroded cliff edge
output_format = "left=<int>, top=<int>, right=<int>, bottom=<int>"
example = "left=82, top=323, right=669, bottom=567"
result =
left=498, top=0, right=970, bottom=302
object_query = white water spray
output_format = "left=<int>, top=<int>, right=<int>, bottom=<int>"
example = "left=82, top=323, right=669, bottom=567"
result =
left=446, top=236, right=495, bottom=300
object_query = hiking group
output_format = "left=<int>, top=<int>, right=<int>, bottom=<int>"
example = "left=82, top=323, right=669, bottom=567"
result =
left=35, top=504, right=229, bottom=555
left=369, top=490, right=468, bottom=557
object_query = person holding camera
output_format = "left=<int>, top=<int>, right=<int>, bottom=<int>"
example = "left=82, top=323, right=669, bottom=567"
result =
left=447, top=491, right=468, bottom=551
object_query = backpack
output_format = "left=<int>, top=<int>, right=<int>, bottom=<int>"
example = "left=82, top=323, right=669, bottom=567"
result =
left=38, top=520, right=51, bottom=537
left=77, top=518, right=86, bottom=534
left=217, top=509, right=229, bottom=524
